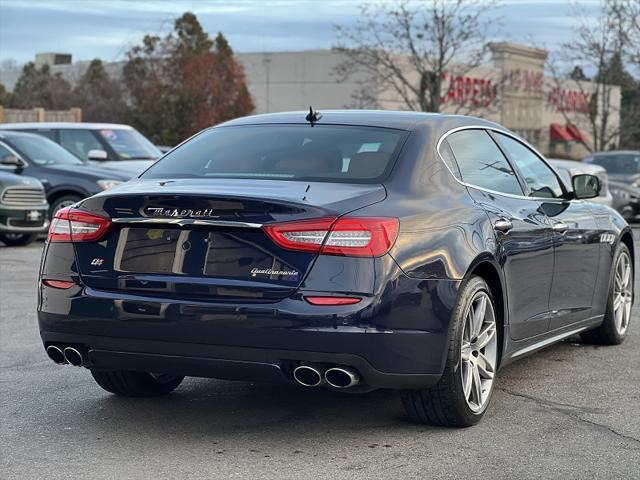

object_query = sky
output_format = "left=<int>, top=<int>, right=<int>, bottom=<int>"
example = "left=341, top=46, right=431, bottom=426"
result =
left=0, top=0, right=600, bottom=65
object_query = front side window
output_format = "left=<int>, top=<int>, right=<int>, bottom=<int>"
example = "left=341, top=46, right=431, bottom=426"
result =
left=142, top=125, right=407, bottom=183
left=60, top=129, right=104, bottom=161
left=0, top=143, right=13, bottom=160
left=446, top=129, right=523, bottom=195
left=0, top=142, right=17, bottom=170
left=15, top=129, right=56, bottom=140
left=98, top=129, right=160, bottom=160
left=495, top=133, right=563, bottom=198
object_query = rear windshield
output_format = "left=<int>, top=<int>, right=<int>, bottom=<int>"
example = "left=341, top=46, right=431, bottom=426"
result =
left=141, top=125, right=407, bottom=183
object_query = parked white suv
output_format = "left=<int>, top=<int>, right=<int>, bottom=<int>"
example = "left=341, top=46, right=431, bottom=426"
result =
left=0, top=122, right=161, bottom=175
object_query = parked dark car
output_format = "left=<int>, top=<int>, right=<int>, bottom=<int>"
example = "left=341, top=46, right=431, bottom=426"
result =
left=38, top=111, right=633, bottom=427
left=609, top=180, right=640, bottom=222
left=0, top=122, right=160, bottom=176
left=0, top=171, right=49, bottom=246
left=583, top=150, right=640, bottom=186
left=0, top=131, right=131, bottom=216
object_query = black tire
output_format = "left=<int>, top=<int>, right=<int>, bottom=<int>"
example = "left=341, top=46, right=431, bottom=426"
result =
left=401, top=276, right=498, bottom=427
left=49, top=194, right=83, bottom=218
left=0, top=232, right=38, bottom=246
left=90, top=370, right=184, bottom=397
left=581, top=243, right=633, bottom=345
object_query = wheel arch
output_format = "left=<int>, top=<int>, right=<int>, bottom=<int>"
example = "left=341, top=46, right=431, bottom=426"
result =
left=619, top=228, right=634, bottom=266
left=463, top=255, right=507, bottom=366
left=46, top=187, right=89, bottom=206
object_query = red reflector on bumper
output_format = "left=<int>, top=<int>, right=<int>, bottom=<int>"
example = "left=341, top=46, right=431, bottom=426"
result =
left=304, top=296, right=361, bottom=306
left=42, top=279, right=75, bottom=289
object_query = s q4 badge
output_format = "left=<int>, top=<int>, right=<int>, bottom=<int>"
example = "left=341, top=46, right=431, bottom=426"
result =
left=600, top=233, right=615, bottom=244
left=91, top=258, right=104, bottom=266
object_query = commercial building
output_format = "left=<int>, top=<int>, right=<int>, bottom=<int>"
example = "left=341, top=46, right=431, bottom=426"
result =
left=0, top=42, right=620, bottom=158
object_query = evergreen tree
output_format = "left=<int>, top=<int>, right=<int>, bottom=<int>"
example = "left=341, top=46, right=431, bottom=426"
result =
left=10, top=62, right=73, bottom=109
left=122, top=12, right=254, bottom=145
left=0, top=83, right=10, bottom=106
left=74, top=59, right=127, bottom=122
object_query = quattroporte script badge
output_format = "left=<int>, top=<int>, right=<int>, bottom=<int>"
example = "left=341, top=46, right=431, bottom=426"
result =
left=251, top=268, right=299, bottom=278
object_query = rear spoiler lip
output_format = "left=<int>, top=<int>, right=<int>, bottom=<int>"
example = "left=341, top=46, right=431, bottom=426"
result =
left=111, top=217, right=263, bottom=228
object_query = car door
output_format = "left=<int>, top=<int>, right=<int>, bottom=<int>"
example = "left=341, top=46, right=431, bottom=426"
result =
left=444, top=129, right=555, bottom=340
left=492, top=132, right=601, bottom=331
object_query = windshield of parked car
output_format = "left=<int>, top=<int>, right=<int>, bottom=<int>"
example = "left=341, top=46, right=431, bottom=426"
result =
left=9, top=135, right=84, bottom=166
left=141, top=125, right=407, bottom=183
left=98, top=128, right=161, bottom=160
left=589, top=154, right=640, bottom=174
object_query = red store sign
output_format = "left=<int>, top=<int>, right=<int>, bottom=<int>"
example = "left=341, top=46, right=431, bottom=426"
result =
left=440, top=74, right=498, bottom=107
left=548, top=87, right=590, bottom=113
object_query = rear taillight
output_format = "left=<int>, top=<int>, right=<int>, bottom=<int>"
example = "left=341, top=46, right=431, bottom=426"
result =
left=48, top=207, right=111, bottom=243
left=263, top=217, right=398, bottom=257
left=42, top=279, right=75, bottom=289
left=304, top=296, right=362, bottom=305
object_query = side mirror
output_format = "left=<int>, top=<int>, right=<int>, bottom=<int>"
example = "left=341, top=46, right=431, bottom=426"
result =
left=572, top=174, right=600, bottom=199
left=88, top=149, right=108, bottom=161
left=0, top=155, right=25, bottom=168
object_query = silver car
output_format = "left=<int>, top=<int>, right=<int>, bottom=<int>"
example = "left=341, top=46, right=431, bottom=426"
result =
left=548, top=158, right=613, bottom=207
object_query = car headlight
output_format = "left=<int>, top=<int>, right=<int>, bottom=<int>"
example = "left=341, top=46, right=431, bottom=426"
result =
left=97, top=180, right=123, bottom=190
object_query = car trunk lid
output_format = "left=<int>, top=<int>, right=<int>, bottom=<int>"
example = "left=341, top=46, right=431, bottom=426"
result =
left=71, top=178, right=385, bottom=301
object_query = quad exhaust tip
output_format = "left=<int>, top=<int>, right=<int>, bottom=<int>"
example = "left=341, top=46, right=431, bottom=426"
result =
left=325, top=367, right=360, bottom=389
left=46, top=345, right=66, bottom=365
left=293, top=364, right=325, bottom=387
left=293, top=363, right=361, bottom=389
left=63, top=347, right=84, bottom=367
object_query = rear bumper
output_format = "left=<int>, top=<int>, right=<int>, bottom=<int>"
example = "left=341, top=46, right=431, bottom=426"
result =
left=40, top=331, right=441, bottom=389
left=38, top=277, right=460, bottom=390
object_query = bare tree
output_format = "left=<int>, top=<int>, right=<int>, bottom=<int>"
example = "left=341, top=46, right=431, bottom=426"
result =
left=616, top=0, right=639, bottom=72
left=333, top=0, right=499, bottom=112
left=548, top=0, right=640, bottom=152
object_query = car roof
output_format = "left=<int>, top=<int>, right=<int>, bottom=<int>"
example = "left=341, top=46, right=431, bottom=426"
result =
left=548, top=158, right=605, bottom=175
left=0, top=130, right=53, bottom=140
left=588, top=150, right=640, bottom=156
left=0, top=122, right=134, bottom=130
left=218, top=110, right=503, bottom=131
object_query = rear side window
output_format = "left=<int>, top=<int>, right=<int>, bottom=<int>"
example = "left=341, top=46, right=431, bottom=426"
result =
left=446, top=129, right=523, bottom=195
left=142, top=125, right=407, bottom=183
left=60, top=129, right=104, bottom=161
left=15, top=129, right=56, bottom=141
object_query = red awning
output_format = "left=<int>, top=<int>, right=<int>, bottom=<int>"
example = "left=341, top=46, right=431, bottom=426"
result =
left=566, top=123, right=589, bottom=143
left=550, top=123, right=572, bottom=142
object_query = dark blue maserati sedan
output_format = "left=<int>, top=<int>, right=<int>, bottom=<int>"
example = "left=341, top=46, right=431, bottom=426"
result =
left=38, top=111, right=633, bottom=427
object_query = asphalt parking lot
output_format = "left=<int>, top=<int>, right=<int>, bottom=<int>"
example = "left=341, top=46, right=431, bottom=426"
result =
left=1, top=239, right=639, bottom=480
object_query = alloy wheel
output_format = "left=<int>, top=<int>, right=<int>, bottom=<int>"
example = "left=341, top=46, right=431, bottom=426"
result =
left=613, top=251, right=633, bottom=335
left=461, top=291, right=498, bottom=412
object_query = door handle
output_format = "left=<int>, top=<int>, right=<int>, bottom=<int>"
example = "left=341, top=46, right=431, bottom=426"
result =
left=494, top=218, right=513, bottom=233
left=552, top=221, right=568, bottom=233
